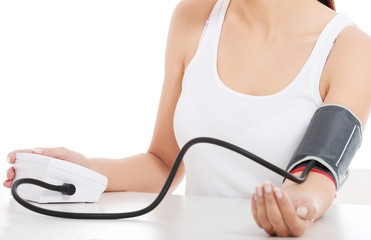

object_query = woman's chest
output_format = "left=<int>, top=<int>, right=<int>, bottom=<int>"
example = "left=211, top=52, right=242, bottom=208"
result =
left=183, top=27, right=333, bottom=101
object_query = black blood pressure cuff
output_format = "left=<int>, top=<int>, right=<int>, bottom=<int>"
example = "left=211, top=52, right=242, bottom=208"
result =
left=286, top=104, right=363, bottom=190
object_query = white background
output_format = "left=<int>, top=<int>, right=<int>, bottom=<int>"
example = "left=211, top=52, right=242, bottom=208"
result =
left=0, top=0, right=370, bottom=196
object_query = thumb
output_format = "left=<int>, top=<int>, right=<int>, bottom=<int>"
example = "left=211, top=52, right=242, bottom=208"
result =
left=8, top=147, right=74, bottom=165
left=296, top=203, right=318, bottom=221
left=31, top=147, right=71, bottom=160
left=32, top=147, right=88, bottom=168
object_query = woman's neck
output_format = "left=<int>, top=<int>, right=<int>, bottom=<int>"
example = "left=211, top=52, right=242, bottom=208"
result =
left=230, top=0, right=329, bottom=39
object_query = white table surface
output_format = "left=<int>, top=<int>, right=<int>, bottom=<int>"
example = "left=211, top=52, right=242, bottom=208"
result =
left=1, top=187, right=370, bottom=240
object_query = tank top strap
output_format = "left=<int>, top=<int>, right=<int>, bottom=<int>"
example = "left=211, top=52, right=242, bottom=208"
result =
left=183, top=0, right=229, bottom=81
left=307, top=12, right=357, bottom=103
left=196, top=0, right=229, bottom=47
left=311, top=12, right=357, bottom=72
left=208, top=0, right=230, bottom=25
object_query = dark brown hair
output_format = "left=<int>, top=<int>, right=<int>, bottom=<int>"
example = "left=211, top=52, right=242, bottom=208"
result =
left=318, top=0, right=336, bottom=11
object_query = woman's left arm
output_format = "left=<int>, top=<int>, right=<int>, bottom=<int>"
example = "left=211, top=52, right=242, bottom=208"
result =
left=252, top=26, right=371, bottom=237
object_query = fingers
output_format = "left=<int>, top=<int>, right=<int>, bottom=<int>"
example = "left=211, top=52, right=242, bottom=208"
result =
left=6, top=167, right=15, bottom=180
left=35, top=147, right=71, bottom=160
left=251, top=193, right=263, bottom=228
left=4, top=147, right=74, bottom=189
left=264, top=184, right=290, bottom=237
left=7, top=147, right=71, bottom=164
left=7, top=149, right=40, bottom=164
left=252, top=182, right=311, bottom=237
left=275, top=189, right=307, bottom=237
left=3, top=167, right=15, bottom=188
left=255, top=182, right=291, bottom=237
left=3, top=179, right=12, bottom=188
left=254, top=185, right=275, bottom=236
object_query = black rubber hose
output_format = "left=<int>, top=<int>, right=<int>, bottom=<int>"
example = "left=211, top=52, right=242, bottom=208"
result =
left=11, top=137, right=315, bottom=219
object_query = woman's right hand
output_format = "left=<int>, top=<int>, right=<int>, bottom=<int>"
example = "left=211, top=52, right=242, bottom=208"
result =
left=3, top=147, right=88, bottom=188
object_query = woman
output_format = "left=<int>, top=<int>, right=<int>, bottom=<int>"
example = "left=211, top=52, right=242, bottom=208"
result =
left=4, top=0, right=371, bottom=237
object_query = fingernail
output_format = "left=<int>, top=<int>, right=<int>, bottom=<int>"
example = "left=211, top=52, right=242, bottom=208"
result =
left=257, top=186, right=263, bottom=197
left=264, top=184, right=272, bottom=193
left=32, top=148, right=42, bottom=154
left=253, top=193, right=257, bottom=201
left=274, top=188, right=283, bottom=199
left=297, top=207, right=308, bottom=217
left=7, top=156, right=10, bottom=163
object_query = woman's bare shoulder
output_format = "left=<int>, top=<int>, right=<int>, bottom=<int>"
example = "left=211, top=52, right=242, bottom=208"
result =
left=324, top=25, right=371, bottom=127
left=335, top=24, right=371, bottom=52
left=173, top=0, right=217, bottom=23
left=327, top=24, right=371, bottom=84
left=170, top=0, right=218, bottom=65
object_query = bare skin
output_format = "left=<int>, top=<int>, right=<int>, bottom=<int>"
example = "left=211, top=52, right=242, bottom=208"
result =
left=4, top=0, right=371, bottom=237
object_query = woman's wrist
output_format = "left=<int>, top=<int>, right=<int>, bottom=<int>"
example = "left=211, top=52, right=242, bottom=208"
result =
left=281, top=171, right=336, bottom=221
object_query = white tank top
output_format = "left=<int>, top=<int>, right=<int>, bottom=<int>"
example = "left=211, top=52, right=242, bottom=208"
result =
left=173, top=0, right=357, bottom=198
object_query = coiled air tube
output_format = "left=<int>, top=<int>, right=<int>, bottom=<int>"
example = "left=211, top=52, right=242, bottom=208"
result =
left=11, top=137, right=316, bottom=219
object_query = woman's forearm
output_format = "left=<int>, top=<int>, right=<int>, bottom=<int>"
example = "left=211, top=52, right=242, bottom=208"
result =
left=281, top=171, right=337, bottom=220
left=88, top=153, right=184, bottom=193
